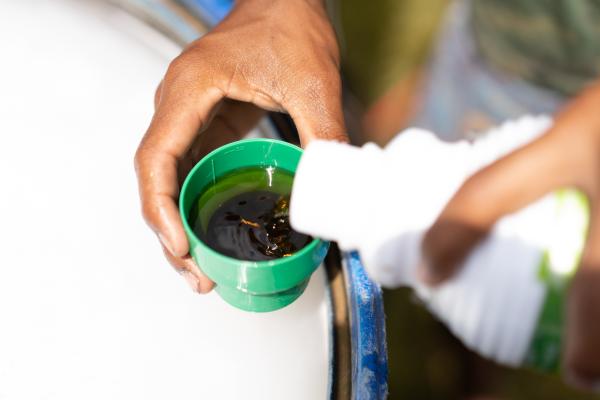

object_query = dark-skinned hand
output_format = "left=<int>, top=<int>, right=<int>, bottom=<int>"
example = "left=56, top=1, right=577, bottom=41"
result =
left=134, top=0, right=346, bottom=293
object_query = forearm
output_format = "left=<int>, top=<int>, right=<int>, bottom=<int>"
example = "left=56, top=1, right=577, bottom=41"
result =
left=545, top=79, right=600, bottom=195
left=290, top=118, right=553, bottom=287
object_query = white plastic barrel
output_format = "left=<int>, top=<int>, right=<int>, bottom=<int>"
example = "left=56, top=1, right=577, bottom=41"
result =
left=0, top=2, right=329, bottom=399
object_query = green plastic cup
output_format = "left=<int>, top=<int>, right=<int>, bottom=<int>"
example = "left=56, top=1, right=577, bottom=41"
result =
left=179, top=138, right=329, bottom=312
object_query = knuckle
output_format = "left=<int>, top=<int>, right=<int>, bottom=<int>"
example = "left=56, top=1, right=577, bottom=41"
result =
left=166, top=53, right=190, bottom=77
left=162, top=53, right=220, bottom=106
left=168, top=257, right=187, bottom=273
left=165, top=50, right=212, bottom=87
left=133, top=146, right=144, bottom=173
left=164, top=56, right=197, bottom=89
left=153, top=80, right=164, bottom=109
left=165, top=257, right=181, bottom=271
left=140, top=200, right=158, bottom=226
left=133, top=143, right=151, bottom=176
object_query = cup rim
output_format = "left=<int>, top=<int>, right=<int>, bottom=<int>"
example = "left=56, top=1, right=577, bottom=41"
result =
left=179, top=138, right=324, bottom=269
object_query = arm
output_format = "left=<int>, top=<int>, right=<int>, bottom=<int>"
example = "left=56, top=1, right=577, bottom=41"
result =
left=423, top=80, right=600, bottom=388
left=290, top=116, right=552, bottom=286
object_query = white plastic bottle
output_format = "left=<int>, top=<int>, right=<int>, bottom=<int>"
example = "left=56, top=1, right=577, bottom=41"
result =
left=290, top=116, right=588, bottom=371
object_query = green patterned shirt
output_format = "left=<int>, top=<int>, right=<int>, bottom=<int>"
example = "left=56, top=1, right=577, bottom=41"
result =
left=472, top=0, right=600, bottom=96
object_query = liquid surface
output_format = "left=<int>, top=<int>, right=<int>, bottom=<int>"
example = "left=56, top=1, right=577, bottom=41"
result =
left=190, top=168, right=312, bottom=261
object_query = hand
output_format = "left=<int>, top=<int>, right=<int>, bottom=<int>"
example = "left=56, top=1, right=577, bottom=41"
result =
left=422, top=81, right=600, bottom=388
left=134, top=0, right=346, bottom=294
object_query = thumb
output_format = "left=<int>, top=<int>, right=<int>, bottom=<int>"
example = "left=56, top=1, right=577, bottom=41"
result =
left=422, top=127, right=584, bottom=285
left=285, top=75, right=348, bottom=146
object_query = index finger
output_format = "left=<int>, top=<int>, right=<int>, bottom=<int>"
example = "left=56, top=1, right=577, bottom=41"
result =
left=134, top=77, right=222, bottom=256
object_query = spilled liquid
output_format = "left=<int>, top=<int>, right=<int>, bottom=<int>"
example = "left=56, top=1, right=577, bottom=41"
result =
left=189, top=167, right=312, bottom=261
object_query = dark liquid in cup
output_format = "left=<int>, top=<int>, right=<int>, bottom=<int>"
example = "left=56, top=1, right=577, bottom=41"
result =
left=189, top=167, right=312, bottom=261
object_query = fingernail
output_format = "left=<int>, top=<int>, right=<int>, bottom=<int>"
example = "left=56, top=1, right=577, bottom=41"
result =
left=181, top=271, right=201, bottom=293
left=158, top=233, right=175, bottom=255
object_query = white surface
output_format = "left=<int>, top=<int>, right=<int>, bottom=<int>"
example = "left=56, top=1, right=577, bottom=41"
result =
left=0, top=1, right=329, bottom=399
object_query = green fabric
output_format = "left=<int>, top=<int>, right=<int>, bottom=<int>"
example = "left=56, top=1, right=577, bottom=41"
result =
left=525, top=190, right=589, bottom=372
left=525, top=253, right=566, bottom=372
left=472, top=0, right=600, bottom=96
left=331, top=0, right=447, bottom=106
